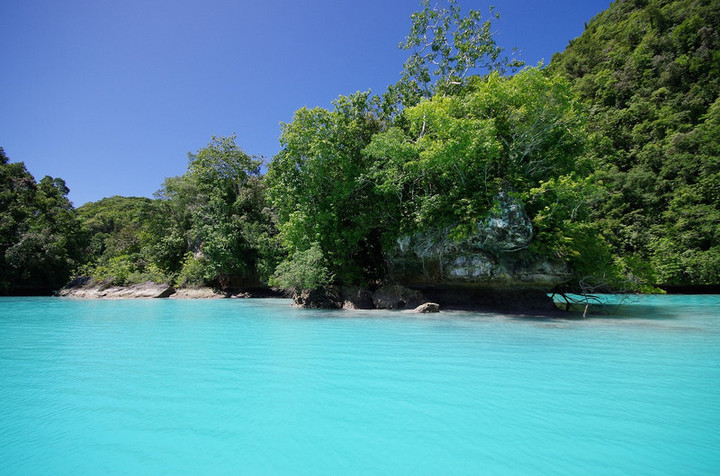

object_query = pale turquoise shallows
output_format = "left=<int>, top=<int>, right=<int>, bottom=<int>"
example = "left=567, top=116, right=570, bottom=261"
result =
left=1, top=296, right=719, bottom=475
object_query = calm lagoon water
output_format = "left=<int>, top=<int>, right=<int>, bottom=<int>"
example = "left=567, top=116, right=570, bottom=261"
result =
left=1, top=295, right=719, bottom=475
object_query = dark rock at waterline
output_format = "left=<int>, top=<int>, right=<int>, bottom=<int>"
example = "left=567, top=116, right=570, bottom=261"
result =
left=285, top=283, right=559, bottom=314
left=293, top=286, right=376, bottom=309
left=660, top=284, right=720, bottom=294
left=153, top=285, right=177, bottom=298
left=372, top=284, right=426, bottom=310
left=414, top=285, right=557, bottom=313
left=341, top=286, right=375, bottom=310
left=293, top=287, right=343, bottom=309
left=223, top=287, right=286, bottom=298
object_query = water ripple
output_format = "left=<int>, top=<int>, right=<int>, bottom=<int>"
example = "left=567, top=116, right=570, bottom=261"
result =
left=1, top=296, right=719, bottom=474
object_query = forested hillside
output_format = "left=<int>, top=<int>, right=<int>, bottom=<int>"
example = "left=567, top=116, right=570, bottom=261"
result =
left=550, top=0, right=720, bottom=286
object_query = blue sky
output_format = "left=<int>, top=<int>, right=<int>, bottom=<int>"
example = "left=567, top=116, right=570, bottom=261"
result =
left=1, top=0, right=611, bottom=206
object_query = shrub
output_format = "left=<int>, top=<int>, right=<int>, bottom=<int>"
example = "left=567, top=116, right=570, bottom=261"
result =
left=175, top=252, right=212, bottom=287
left=269, top=243, right=333, bottom=291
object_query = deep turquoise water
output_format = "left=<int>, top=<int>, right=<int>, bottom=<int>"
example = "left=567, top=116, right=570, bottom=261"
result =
left=1, top=296, right=719, bottom=475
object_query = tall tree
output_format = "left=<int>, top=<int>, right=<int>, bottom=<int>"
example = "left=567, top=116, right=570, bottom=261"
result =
left=366, top=68, right=620, bottom=287
left=266, top=92, right=386, bottom=284
left=389, top=0, right=522, bottom=108
left=152, top=135, right=274, bottom=287
left=0, top=148, right=86, bottom=293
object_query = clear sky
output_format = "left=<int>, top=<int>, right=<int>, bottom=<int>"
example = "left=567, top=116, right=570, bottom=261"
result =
left=1, top=0, right=612, bottom=206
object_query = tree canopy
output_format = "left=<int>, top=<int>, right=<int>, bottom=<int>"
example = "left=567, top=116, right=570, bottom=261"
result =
left=392, top=0, right=522, bottom=105
left=0, top=148, right=86, bottom=293
left=266, top=92, right=386, bottom=284
left=77, top=136, right=277, bottom=289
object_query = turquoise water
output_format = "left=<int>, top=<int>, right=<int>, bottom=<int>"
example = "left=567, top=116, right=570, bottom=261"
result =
left=1, top=296, right=719, bottom=475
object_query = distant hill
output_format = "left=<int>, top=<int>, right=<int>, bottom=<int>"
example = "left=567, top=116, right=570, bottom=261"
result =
left=550, top=0, right=720, bottom=286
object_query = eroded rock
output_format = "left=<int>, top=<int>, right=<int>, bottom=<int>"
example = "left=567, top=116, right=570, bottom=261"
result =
left=389, top=191, right=569, bottom=288
left=341, top=286, right=375, bottom=310
left=372, top=285, right=425, bottom=309
left=471, top=191, right=533, bottom=252
left=169, top=287, right=228, bottom=299
left=293, top=287, right=343, bottom=309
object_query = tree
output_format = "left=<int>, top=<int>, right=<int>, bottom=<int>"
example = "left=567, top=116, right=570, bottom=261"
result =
left=76, top=136, right=277, bottom=289
left=266, top=92, right=386, bottom=285
left=0, top=149, right=86, bottom=293
left=152, top=135, right=275, bottom=287
left=367, top=68, right=588, bottom=233
left=391, top=0, right=523, bottom=107
left=76, top=196, right=166, bottom=286
left=269, top=243, right=333, bottom=292
left=184, top=135, right=262, bottom=285
left=366, top=68, right=619, bottom=287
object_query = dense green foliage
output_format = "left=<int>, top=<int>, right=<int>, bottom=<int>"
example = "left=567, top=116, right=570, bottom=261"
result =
left=264, top=5, right=619, bottom=290
left=0, top=148, right=86, bottom=293
left=153, top=135, right=275, bottom=287
left=365, top=68, right=622, bottom=287
left=78, top=136, right=278, bottom=288
left=269, top=243, right=333, bottom=291
left=550, top=0, right=720, bottom=286
left=75, top=196, right=166, bottom=286
left=266, top=93, right=387, bottom=284
left=367, top=69, right=587, bottom=232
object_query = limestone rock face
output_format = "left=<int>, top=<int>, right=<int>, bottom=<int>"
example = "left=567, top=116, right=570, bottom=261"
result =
left=372, top=285, right=425, bottom=309
left=169, top=287, right=227, bottom=299
left=390, top=192, right=569, bottom=288
left=112, top=282, right=176, bottom=298
left=443, top=252, right=569, bottom=286
left=471, top=191, right=533, bottom=252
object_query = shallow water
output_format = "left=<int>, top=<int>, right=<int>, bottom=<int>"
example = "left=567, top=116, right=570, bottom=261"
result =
left=1, top=295, right=719, bottom=474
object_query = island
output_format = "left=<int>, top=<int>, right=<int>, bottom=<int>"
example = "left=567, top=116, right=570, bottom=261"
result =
left=1, top=0, right=718, bottom=309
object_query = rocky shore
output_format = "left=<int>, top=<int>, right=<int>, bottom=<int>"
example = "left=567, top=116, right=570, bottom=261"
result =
left=55, top=277, right=279, bottom=300
left=291, top=283, right=558, bottom=314
left=55, top=277, right=560, bottom=314
left=53, top=193, right=565, bottom=314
